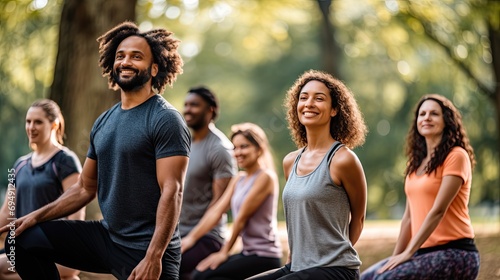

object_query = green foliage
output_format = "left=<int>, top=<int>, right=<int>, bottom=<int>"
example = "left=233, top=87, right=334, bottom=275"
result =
left=0, top=0, right=62, bottom=186
left=0, top=0, right=497, bottom=220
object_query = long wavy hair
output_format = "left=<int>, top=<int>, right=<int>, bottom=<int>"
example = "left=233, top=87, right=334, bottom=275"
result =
left=97, top=21, right=183, bottom=93
left=284, top=69, right=367, bottom=149
left=405, top=94, right=476, bottom=176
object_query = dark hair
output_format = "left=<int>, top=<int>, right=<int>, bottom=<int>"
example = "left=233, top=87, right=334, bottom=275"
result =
left=405, top=94, right=476, bottom=175
left=230, top=122, right=275, bottom=172
left=97, top=21, right=183, bottom=93
left=284, top=69, right=367, bottom=149
left=188, top=86, right=219, bottom=120
left=30, top=99, right=65, bottom=145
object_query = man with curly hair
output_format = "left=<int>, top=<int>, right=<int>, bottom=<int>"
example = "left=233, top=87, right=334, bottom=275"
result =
left=1, top=22, right=190, bottom=280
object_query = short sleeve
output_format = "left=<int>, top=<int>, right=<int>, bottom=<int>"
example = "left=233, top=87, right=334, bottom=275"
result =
left=209, top=144, right=237, bottom=179
left=54, top=149, right=83, bottom=182
left=153, top=109, right=191, bottom=159
left=442, top=147, right=471, bottom=183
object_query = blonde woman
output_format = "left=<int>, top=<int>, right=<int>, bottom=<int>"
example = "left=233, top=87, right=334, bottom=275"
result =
left=0, top=99, right=84, bottom=280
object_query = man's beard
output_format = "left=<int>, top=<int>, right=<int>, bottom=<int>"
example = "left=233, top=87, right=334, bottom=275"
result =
left=112, top=66, right=152, bottom=92
left=185, top=114, right=206, bottom=131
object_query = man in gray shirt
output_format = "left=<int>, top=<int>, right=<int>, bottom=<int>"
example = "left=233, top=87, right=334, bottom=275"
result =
left=179, top=86, right=237, bottom=280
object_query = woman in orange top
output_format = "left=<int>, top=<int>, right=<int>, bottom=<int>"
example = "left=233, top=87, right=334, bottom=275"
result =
left=361, top=94, right=479, bottom=280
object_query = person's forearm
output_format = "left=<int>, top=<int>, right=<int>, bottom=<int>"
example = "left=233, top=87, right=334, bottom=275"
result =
left=393, top=218, right=411, bottom=255
left=348, top=217, right=363, bottom=245
left=186, top=208, right=223, bottom=243
left=146, top=187, right=182, bottom=259
left=36, top=184, right=94, bottom=223
left=66, top=207, right=86, bottom=221
left=404, top=209, right=445, bottom=255
left=220, top=218, right=246, bottom=255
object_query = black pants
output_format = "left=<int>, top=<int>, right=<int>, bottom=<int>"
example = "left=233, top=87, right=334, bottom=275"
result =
left=9, top=220, right=180, bottom=280
left=192, top=253, right=281, bottom=280
left=180, top=235, right=222, bottom=280
left=251, top=263, right=359, bottom=280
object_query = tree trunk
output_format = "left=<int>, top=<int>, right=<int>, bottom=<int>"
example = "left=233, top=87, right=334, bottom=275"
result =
left=49, top=0, right=137, bottom=220
left=488, top=21, right=500, bottom=201
left=316, top=0, right=341, bottom=78
left=50, top=0, right=136, bottom=160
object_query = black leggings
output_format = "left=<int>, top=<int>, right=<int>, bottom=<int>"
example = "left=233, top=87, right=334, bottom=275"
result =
left=180, top=235, right=222, bottom=280
left=251, top=263, right=359, bottom=280
left=9, top=220, right=180, bottom=280
left=192, top=253, right=281, bottom=280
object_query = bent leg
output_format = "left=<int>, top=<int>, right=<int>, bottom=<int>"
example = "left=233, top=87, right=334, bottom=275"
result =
left=180, top=235, right=222, bottom=280
left=375, top=249, right=480, bottom=280
left=11, top=220, right=111, bottom=280
left=0, top=253, right=21, bottom=280
left=193, top=253, right=281, bottom=280
left=360, top=258, right=389, bottom=280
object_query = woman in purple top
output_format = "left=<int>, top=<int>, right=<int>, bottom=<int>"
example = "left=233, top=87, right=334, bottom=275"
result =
left=183, top=122, right=282, bottom=280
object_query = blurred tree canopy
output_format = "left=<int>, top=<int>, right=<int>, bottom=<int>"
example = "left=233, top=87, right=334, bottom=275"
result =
left=1, top=0, right=498, bottom=220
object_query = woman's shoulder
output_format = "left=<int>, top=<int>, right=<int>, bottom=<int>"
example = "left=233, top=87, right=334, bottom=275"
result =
left=443, top=146, right=470, bottom=165
left=258, top=168, right=278, bottom=183
left=332, top=145, right=360, bottom=166
left=12, top=153, right=32, bottom=170
left=53, top=147, right=83, bottom=170
left=283, top=149, right=301, bottom=164
left=55, top=147, right=79, bottom=160
left=449, top=146, right=467, bottom=156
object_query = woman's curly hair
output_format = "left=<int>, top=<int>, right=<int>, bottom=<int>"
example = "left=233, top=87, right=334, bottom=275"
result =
left=97, top=21, right=183, bottom=93
left=405, top=94, right=476, bottom=176
left=284, top=70, right=367, bottom=149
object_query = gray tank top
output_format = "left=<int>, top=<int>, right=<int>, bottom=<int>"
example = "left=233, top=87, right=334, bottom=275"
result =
left=283, top=141, right=361, bottom=271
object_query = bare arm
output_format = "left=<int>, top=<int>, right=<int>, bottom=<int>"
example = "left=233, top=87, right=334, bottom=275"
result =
left=196, top=170, right=277, bottom=271
left=283, top=151, right=299, bottom=181
left=208, top=177, right=232, bottom=208
left=331, top=147, right=367, bottom=245
left=0, top=158, right=98, bottom=236
left=221, top=171, right=276, bottom=253
left=0, top=187, right=15, bottom=229
left=392, top=201, right=412, bottom=255
left=181, top=176, right=236, bottom=253
left=61, top=173, right=86, bottom=221
left=180, top=176, right=232, bottom=252
left=128, top=155, right=188, bottom=280
left=281, top=151, right=298, bottom=263
left=379, top=175, right=463, bottom=272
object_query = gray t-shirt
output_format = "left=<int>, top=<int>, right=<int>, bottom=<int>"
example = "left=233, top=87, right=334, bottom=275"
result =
left=179, top=126, right=236, bottom=242
left=283, top=142, right=361, bottom=271
left=88, top=95, right=191, bottom=251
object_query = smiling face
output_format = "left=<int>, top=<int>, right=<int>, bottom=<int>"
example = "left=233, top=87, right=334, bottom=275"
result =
left=232, top=133, right=260, bottom=170
left=297, top=80, right=337, bottom=128
left=417, top=99, right=445, bottom=140
left=183, top=93, right=213, bottom=130
left=112, top=36, right=158, bottom=92
left=25, top=107, right=55, bottom=148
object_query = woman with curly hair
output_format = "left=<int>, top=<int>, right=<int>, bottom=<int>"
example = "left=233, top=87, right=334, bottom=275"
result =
left=251, top=69, right=368, bottom=280
left=2, top=22, right=191, bottom=280
left=361, top=94, right=480, bottom=280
